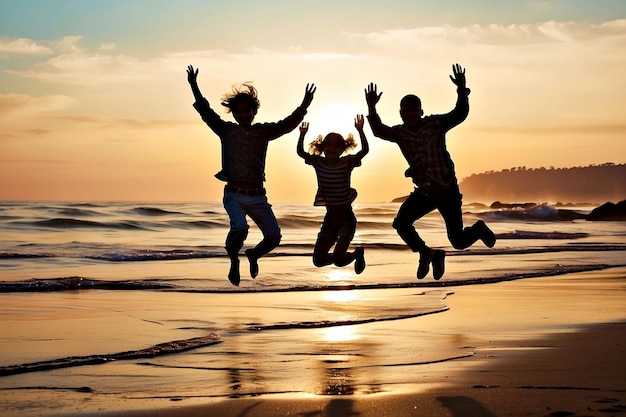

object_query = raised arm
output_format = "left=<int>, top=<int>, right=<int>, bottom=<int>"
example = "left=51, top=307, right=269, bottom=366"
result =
left=365, top=82, right=382, bottom=116
left=449, top=63, right=470, bottom=93
left=443, top=63, right=471, bottom=129
left=266, top=83, right=317, bottom=140
left=354, top=114, right=369, bottom=161
left=365, top=83, right=396, bottom=140
left=186, top=65, right=204, bottom=102
left=300, top=83, right=316, bottom=111
left=296, top=122, right=309, bottom=159
left=188, top=65, right=227, bottom=133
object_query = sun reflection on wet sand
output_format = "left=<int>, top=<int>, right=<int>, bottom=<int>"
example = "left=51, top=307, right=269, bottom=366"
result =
left=322, top=325, right=358, bottom=342
left=324, top=269, right=355, bottom=284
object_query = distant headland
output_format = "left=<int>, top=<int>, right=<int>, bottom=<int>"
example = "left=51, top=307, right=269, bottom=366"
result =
left=458, top=163, right=625, bottom=204
left=457, top=162, right=625, bottom=203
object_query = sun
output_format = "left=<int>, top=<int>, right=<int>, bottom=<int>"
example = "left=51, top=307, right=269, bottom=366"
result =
left=309, top=101, right=361, bottom=140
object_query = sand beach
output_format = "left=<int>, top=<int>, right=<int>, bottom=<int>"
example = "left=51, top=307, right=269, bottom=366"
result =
left=73, top=268, right=626, bottom=417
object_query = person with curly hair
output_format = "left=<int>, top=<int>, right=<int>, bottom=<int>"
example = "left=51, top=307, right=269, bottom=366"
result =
left=187, top=65, right=316, bottom=286
left=296, top=115, right=369, bottom=274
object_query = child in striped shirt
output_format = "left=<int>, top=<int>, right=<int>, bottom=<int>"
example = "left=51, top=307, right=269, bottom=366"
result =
left=297, top=115, right=369, bottom=274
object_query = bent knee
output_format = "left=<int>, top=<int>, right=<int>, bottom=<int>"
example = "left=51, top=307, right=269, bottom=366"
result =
left=266, top=233, right=281, bottom=247
left=230, top=227, right=249, bottom=240
left=312, top=257, right=325, bottom=268
left=392, top=217, right=413, bottom=232
left=448, top=236, right=468, bottom=250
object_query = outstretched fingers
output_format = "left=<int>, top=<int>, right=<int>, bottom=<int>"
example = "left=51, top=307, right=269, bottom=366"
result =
left=449, top=63, right=466, bottom=87
left=354, top=114, right=364, bottom=129
left=302, top=83, right=316, bottom=107
left=365, top=82, right=382, bottom=105
left=186, top=65, right=199, bottom=84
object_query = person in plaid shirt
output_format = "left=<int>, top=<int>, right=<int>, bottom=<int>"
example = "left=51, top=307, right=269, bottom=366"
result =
left=365, top=64, right=495, bottom=281
left=187, top=65, right=316, bottom=286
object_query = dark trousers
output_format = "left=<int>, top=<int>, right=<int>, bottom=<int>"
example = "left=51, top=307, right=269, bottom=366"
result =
left=393, top=184, right=481, bottom=253
left=313, top=204, right=357, bottom=267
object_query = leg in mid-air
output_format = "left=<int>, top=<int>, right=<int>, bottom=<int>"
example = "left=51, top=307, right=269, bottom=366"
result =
left=244, top=195, right=282, bottom=279
left=392, top=189, right=441, bottom=279
left=223, top=194, right=250, bottom=286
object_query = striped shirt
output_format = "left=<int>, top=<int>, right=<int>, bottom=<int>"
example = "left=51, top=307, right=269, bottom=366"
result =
left=303, top=154, right=361, bottom=206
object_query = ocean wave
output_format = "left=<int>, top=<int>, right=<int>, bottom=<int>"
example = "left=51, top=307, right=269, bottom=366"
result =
left=0, top=277, right=174, bottom=292
left=53, top=207, right=105, bottom=217
left=2, top=242, right=623, bottom=265
left=32, top=218, right=149, bottom=230
left=354, top=206, right=399, bottom=216
left=0, top=263, right=623, bottom=294
left=169, top=220, right=225, bottom=229
left=21, top=217, right=225, bottom=231
left=483, top=204, right=588, bottom=221
left=91, top=249, right=225, bottom=262
left=496, top=230, right=589, bottom=239
left=274, top=216, right=322, bottom=229
left=131, top=207, right=185, bottom=216
left=248, top=305, right=450, bottom=331
left=0, top=333, right=222, bottom=377
left=0, top=252, right=55, bottom=259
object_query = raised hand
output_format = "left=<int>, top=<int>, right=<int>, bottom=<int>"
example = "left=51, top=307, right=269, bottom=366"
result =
left=299, top=121, right=309, bottom=134
left=187, top=65, right=199, bottom=85
left=365, top=83, right=382, bottom=108
left=301, top=83, right=317, bottom=108
left=354, top=114, right=364, bottom=130
left=449, top=63, right=466, bottom=89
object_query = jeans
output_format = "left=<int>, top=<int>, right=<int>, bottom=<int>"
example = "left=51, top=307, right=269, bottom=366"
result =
left=393, top=184, right=481, bottom=253
left=222, top=191, right=281, bottom=259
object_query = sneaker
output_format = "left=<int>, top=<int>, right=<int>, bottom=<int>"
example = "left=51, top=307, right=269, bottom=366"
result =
left=228, top=258, right=241, bottom=286
left=354, top=247, right=366, bottom=274
left=417, top=249, right=434, bottom=279
left=432, top=250, right=446, bottom=280
left=245, top=249, right=259, bottom=279
left=476, top=220, right=496, bottom=248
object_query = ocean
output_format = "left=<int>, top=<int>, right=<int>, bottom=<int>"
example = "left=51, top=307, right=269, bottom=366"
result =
left=0, top=200, right=625, bottom=415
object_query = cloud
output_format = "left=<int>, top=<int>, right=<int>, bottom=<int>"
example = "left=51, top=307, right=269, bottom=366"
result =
left=343, top=19, right=626, bottom=46
left=99, top=43, right=116, bottom=51
left=470, top=123, right=626, bottom=135
left=0, top=37, right=52, bottom=54
left=0, top=93, right=73, bottom=116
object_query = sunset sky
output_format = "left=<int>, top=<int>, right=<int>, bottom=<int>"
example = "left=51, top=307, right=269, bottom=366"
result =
left=1, top=0, right=625, bottom=203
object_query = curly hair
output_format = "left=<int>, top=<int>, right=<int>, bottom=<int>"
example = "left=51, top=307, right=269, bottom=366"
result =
left=308, top=132, right=358, bottom=156
left=221, top=83, right=260, bottom=113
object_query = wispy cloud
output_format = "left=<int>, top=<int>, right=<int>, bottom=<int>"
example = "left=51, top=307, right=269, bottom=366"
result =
left=470, top=123, right=626, bottom=135
left=0, top=93, right=73, bottom=117
left=0, top=37, right=51, bottom=54
left=343, top=19, right=626, bottom=46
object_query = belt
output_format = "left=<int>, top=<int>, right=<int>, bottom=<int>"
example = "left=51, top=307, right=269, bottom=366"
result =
left=225, top=185, right=266, bottom=196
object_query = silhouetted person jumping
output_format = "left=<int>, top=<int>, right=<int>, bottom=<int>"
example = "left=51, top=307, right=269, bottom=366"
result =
left=365, top=63, right=495, bottom=280
left=187, top=65, right=316, bottom=286
left=297, top=116, right=369, bottom=274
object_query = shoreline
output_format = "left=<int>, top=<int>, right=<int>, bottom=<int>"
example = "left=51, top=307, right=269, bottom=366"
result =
left=71, top=267, right=626, bottom=417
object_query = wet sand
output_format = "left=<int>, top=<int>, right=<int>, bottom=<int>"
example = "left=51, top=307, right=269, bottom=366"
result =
left=68, top=267, right=626, bottom=417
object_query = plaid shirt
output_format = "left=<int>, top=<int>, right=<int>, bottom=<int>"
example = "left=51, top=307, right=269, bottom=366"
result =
left=367, top=89, right=469, bottom=189
left=193, top=97, right=306, bottom=184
